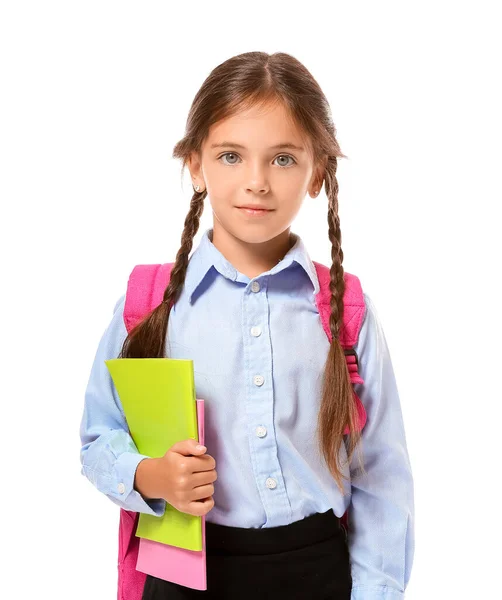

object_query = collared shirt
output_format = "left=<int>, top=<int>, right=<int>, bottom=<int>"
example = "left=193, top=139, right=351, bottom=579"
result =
left=80, top=227, right=414, bottom=599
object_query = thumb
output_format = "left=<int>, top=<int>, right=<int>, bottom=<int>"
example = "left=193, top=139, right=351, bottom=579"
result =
left=170, top=438, right=207, bottom=457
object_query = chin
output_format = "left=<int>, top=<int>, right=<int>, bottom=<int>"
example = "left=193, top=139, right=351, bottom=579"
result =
left=224, top=222, right=292, bottom=245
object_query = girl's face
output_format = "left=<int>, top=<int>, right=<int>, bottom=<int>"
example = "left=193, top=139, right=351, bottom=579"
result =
left=188, top=100, right=323, bottom=249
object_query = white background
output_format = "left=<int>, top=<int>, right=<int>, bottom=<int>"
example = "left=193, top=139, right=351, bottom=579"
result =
left=1, top=2, right=500, bottom=598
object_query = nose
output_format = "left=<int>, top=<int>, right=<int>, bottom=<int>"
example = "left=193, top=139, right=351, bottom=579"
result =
left=245, top=162, right=270, bottom=195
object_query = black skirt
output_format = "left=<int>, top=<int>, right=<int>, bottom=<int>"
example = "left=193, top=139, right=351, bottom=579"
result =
left=141, top=508, right=352, bottom=600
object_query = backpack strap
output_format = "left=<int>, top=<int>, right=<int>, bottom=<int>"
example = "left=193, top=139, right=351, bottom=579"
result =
left=312, top=262, right=365, bottom=379
left=123, top=263, right=175, bottom=332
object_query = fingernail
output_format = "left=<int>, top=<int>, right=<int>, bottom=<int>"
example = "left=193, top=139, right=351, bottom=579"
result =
left=196, top=445, right=206, bottom=451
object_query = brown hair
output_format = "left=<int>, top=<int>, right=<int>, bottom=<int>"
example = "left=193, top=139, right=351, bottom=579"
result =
left=120, top=51, right=364, bottom=492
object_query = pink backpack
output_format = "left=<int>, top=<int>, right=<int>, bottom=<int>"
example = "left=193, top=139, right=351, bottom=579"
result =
left=116, top=261, right=367, bottom=600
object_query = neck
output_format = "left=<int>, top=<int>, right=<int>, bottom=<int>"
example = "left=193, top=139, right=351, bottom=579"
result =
left=210, top=226, right=295, bottom=280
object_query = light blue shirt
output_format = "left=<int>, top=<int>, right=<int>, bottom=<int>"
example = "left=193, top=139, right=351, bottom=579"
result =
left=80, top=227, right=414, bottom=599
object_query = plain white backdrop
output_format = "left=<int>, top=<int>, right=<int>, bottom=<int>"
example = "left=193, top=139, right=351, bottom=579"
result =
left=1, top=1, right=500, bottom=598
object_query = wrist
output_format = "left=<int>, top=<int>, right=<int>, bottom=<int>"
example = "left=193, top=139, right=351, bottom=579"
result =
left=133, top=457, right=160, bottom=500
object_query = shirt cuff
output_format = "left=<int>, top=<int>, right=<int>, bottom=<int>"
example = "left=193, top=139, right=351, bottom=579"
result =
left=351, top=585, right=404, bottom=600
left=113, top=451, right=166, bottom=516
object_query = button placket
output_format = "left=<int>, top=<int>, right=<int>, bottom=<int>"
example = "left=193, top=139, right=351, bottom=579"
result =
left=244, top=275, right=290, bottom=522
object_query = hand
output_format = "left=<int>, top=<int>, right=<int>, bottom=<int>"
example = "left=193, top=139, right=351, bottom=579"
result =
left=134, top=438, right=217, bottom=516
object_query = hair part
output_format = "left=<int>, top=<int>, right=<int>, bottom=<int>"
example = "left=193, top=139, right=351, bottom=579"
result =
left=120, top=51, right=364, bottom=493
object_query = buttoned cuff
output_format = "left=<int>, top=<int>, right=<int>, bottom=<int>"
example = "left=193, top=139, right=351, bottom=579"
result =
left=351, top=585, right=404, bottom=600
left=113, top=451, right=166, bottom=516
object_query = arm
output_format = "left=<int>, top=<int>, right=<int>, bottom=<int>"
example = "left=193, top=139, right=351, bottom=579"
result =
left=348, top=293, right=415, bottom=599
left=79, top=293, right=166, bottom=516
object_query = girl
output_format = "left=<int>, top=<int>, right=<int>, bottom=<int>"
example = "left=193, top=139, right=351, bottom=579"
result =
left=80, top=51, right=414, bottom=600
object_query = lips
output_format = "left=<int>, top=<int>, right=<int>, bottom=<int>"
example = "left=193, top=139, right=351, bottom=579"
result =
left=238, top=206, right=272, bottom=211
left=236, top=206, right=275, bottom=217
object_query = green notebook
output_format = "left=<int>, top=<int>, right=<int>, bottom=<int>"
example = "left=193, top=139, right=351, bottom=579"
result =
left=105, top=358, right=202, bottom=551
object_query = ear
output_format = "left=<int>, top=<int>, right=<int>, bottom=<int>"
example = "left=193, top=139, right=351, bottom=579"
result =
left=307, top=158, right=327, bottom=198
left=187, top=151, right=205, bottom=192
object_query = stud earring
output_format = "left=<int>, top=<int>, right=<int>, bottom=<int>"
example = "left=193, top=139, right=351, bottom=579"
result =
left=194, top=184, right=201, bottom=192
left=313, top=190, right=319, bottom=196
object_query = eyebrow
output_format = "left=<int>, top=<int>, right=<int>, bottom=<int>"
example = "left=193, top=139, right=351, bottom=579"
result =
left=210, top=141, right=306, bottom=152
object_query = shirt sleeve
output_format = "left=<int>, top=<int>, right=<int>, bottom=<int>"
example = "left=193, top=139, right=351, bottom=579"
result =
left=348, top=292, right=415, bottom=600
left=79, top=293, right=167, bottom=516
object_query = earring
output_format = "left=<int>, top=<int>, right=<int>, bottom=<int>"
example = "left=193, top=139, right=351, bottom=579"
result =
left=194, top=184, right=201, bottom=192
left=313, top=190, right=319, bottom=196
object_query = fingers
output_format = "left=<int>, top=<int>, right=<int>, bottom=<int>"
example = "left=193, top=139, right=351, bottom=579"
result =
left=187, top=496, right=215, bottom=517
left=182, top=453, right=216, bottom=473
left=191, top=483, right=215, bottom=501
left=191, top=469, right=218, bottom=488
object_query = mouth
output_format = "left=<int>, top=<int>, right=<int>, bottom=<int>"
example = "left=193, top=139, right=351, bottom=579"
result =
left=236, top=206, right=275, bottom=216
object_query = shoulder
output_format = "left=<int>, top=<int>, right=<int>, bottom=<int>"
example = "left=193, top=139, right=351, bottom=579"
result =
left=89, top=292, right=128, bottom=362
left=360, top=291, right=379, bottom=328
left=356, top=291, right=388, bottom=354
left=103, top=293, right=127, bottom=340
left=113, top=293, right=126, bottom=315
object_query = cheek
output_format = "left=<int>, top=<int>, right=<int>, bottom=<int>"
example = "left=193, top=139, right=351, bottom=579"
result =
left=276, top=175, right=310, bottom=205
left=291, top=167, right=312, bottom=187
left=204, top=163, right=236, bottom=191
left=206, top=183, right=235, bottom=204
left=207, top=179, right=240, bottom=203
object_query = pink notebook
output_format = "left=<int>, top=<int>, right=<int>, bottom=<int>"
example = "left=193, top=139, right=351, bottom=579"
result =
left=135, top=399, right=207, bottom=590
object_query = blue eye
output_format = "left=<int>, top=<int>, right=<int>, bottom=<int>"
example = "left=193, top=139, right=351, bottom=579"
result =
left=218, top=153, right=296, bottom=168
left=219, top=152, right=240, bottom=165
left=274, top=155, right=295, bottom=168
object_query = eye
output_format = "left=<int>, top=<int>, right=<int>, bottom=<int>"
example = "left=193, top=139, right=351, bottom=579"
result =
left=218, top=152, right=241, bottom=166
left=217, top=153, right=296, bottom=168
left=274, top=155, right=296, bottom=168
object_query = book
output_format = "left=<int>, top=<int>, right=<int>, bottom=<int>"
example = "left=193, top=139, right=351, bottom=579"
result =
left=135, top=398, right=207, bottom=590
left=105, top=358, right=203, bottom=551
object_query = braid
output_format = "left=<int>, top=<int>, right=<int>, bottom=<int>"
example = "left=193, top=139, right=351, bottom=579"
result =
left=317, top=156, right=363, bottom=492
left=120, top=190, right=206, bottom=359
left=162, top=191, right=206, bottom=308
left=326, top=156, right=345, bottom=341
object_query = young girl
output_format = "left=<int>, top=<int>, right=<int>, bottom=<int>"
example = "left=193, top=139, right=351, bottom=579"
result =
left=80, top=51, right=414, bottom=600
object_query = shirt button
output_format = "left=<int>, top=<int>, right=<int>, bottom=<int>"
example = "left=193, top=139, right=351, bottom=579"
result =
left=266, top=477, right=277, bottom=489
left=251, top=281, right=261, bottom=292
left=118, top=483, right=125, bottom=494
left=251, top=326, right=262, bottom=337
left=256, top=426, right=267, bottom=438
left=253, top=375, right=264, bottom=386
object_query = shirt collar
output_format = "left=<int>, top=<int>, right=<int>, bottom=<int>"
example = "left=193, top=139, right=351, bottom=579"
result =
left=184, top=227, right=320, bottom=303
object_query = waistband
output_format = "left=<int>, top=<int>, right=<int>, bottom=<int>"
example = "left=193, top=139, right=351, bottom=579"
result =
left=205, top=509, right=342, bottom=556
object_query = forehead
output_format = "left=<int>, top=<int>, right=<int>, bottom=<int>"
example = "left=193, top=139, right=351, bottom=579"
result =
left=204, top=100, right=311, bottom=153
